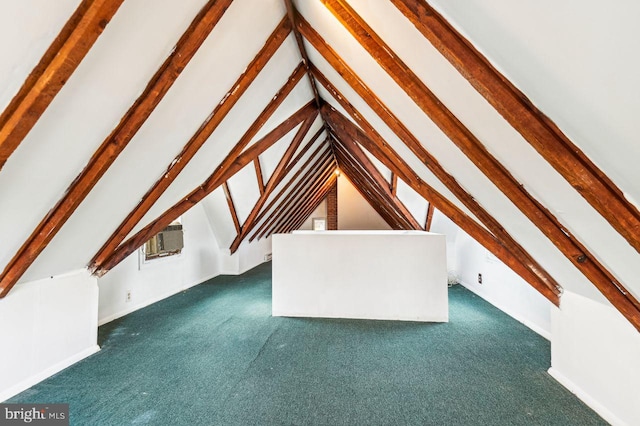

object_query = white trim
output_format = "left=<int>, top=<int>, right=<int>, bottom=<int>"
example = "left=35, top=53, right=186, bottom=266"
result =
left=0, top=345, right=100, bottom=402
left=548, top=367, right=626, bottom=426
left=459, top=280, right=551, bottom=340
left=98, top=271, right=220, bottom=326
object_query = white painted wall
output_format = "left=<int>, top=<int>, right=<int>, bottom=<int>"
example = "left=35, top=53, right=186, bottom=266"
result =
left=337, top=174, right=391, bottom=230
left=549, top=291, right=640, bottom=426
left=0, top=270, right=99, bottom=401
left=299, top=201, right=327, bottom=230
left=273, top=231, right=447, bottom=322
left=431, top=210, right=552, bottom=338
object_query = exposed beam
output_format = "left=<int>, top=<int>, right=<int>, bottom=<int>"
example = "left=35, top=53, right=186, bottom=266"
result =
left=254, top=158, right=266, bottom=195
left=248, top=135, right=329, bottom=242
left=94, top=100, right=317, bottom=275
left=322, top=103, right=560, bottom=305
left=332, top=135, right=422, bottom=229
left=335, top=153, right=408, bottom=229
left=251, top=149, right=333, bottom=241
left=89, top=17, right=293, bottom=271
left=277, top=173, right=338, bottom=235
left=425, top=203, right=435, bottom=232
left=284, top=0, right=322, bottom=108
left=260, top=159, right=336, bottom=238
left=223, top=182, right=241, bottom=234
left=392, top=0, right=640, bottom=254
left=285, top=180, right=337, bottom=234
left=391, top=173, right=398, bottom=197
left=0, top=0, right=124, bottom=170
left=0, top=0, right=234, bottom=297
left=298, top=16, right=560, bottom=298
left=228, top=108, right=320, bottom=252
left=317, top=2, right=640, bottom=329
left=311, top=58, right=562, bottom=299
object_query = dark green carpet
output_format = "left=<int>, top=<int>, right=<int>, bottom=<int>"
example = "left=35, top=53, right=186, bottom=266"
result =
left=10, top=262, right=605, bottom=425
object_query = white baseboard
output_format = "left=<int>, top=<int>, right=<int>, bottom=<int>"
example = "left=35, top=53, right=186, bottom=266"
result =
left=98, top=271, right=220, bottom=326
left=1, top=345, right=100, bottom=402
left=548, top=367, right=625, bottom=426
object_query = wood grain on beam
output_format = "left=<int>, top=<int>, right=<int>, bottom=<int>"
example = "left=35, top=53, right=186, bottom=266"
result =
left=311, top=57, right=562, bottom=299
left=322, top=103, right=560, bottom=305
left=393, top=0, right=640, bottom=254
left=332, top=135, right=422, bottom=229
left=89, top=17, right=292, bottom=271
left=425, top=203, right=435, bottom=232
left=94, top=99, right=317, bottom=276
left=251, top=149, right=333, bottom=241
left=229, top=108, right=320, bottom=253
left=260, top=159, right=336, bottom=239
left=223, top=182, right=241, bottom=234
left=0, top=0, right=124, bottom=170
left=254, top=159, right=266, bottom=195
left=0, top=0, right=233, bottom=297
left=248, top=135, right=329, bottom=242
left=318, top=1, right=640, bottom=330
left=284, top=0, right=322, bottom=108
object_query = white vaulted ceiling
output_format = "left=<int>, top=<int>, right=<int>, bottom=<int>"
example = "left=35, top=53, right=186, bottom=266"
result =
left=0, top=0, right=638, bottom=332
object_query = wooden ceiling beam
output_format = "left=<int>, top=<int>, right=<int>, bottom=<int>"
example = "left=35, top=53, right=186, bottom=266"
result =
left=319, top=0, right=640, bottom=329
left=0, top=0, right=234, bottom=297
left=252, top=150, right=333, bottom=241
left=332, top=134, right=422, bottom=229
left=425, top=203, right=435, bottom=232
left=393, top=0, right=640, bottom=254
left=277, top=173, right=338, bottom=235
left=335, top=154, right=407, bottom=229
left=284, top=0, right=322, bottom=109
left=262, top=160, right=336, bottom=238
left=223, top=182, right=241, bottom=234
left=249, top=140, right=330, bottom=242
left=229, top=108, right=320, bottom=253
left=310, top=56, right=562, bottom=299
left=322, top=103, right=560, bottom=305
left=285, top=178, right=337, bottom=234
left=332, top=140, right=415, bottom=229
left=89, top=18, right=293, bottom=271
left=94, top=99, right=317, bottom=276
left=0, top=0, right=124, bottom=170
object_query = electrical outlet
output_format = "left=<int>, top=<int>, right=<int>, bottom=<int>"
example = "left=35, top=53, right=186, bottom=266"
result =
left=126, top=290, right=132, bottom=302
left=478, top=273, right=482, bottom=284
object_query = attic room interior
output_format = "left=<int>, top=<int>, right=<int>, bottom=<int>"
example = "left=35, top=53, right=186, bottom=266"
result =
left=1, top=0, right=639, bottom=424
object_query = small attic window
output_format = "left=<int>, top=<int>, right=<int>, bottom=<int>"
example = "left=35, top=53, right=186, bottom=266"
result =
left=143, top=220, right=184, bottom=261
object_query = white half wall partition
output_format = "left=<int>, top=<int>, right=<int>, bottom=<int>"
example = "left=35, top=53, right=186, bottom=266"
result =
left=272, top=230, right=447, bottom=322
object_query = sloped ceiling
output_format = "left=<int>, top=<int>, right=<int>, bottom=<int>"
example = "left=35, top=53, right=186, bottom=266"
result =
left=0, top=0, right=638, bottom=332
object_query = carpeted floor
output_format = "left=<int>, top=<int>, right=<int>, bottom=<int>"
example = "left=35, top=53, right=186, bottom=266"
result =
left=10, top=262, right=605, bottom=425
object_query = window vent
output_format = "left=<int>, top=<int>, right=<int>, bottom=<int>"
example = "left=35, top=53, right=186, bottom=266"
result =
left=145, top=224, right=184, bottom=260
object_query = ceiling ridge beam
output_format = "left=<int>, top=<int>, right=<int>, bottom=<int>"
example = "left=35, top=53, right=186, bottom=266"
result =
left=0, top=0, right=124, bottom=170
left=299, top=12, right=560, bottom=296
left=310, top=56, right=561, bottom=299
left=335, top=153, right=409, bottom=229
left=319, top=0, right=640, bottom=329
left=392, top=0, right=640, bottom=253
left=322, top=103, right=560, bottom=305
left=251, top=150, right=333, bottom=241
left=248, top=135, right=329, bottom=242
left=332, top=135, right=422, bottom=229
left=261, top=159, right=336, bottom=239
left=276, top=172, right=338, bottom=235
left=229, top=108, right=320, bottom=253
left=89, top=17, right=293, bottom=271
left=284, top=0, right=323, bottom=109
left=94, top=97, right=317, bottom=276
left=0, top=0, right=234, bottom=297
